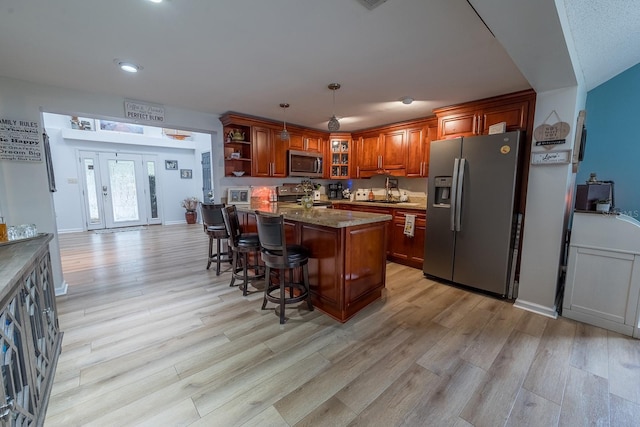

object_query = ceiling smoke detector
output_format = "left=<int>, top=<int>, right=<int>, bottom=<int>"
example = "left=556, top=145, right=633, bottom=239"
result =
left=356, top=0, right=389, bottom=10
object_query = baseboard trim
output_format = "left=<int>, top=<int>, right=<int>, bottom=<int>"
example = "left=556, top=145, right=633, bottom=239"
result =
left=513, top=298, right=558, bottom=319
left=55, top=280, right=68, bottom=296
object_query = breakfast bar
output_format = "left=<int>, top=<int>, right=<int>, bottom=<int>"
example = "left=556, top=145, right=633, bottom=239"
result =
left=237, top=202, right=392, bottom=322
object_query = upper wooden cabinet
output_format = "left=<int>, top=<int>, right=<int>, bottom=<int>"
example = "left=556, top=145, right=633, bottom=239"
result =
left=289, top=134, right=322, bottom=153
left=434, top=89, right=536, bottom=140
left=406, top=119, right=437, bottom=177
left=329, top=134, right=352, bottom=179
left=355, top=129, right=408, bottom=178
left=253, top=127, right=287, bottom=177
left=220, top=112, right=325, bottom=178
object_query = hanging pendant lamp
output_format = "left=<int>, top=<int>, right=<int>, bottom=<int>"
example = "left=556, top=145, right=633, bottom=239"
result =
left=327, top=83, right=341, bottom=132
left=279, top=103, right=290, bottom=141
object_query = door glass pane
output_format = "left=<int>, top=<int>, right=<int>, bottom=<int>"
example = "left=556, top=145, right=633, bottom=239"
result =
left=147, top=161, right=158, bottom=219
left=108, top=160, right=139, bottom=222
left=84, top=159, right=101, bottom=224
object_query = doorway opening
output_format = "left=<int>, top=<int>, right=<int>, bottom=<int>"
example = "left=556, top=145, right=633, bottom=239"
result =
left=79, top=151, right=160, bottom=230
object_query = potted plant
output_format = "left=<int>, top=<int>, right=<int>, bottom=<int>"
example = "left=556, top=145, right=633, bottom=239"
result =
left=181, top=196, right=200, bottom=224
left=595, top=199, right=611, bottom=213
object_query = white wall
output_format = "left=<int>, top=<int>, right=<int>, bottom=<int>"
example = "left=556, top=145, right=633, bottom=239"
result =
left=0, top=76, right=222, bottom=295
left=515, top=85, right=587, bottom=317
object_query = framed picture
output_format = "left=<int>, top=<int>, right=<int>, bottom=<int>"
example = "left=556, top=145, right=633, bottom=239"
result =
left=165, top=160, right=178, bottom=170
left=180, top=169, right=193, bottom=179
left=227, top=187, right=251, bottom=205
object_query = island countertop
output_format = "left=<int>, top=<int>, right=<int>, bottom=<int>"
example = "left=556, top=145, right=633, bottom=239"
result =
left=236, top=202, right=392, bottom=228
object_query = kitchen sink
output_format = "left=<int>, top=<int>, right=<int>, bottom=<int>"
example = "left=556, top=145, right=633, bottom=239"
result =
left=365, top=200, right=401, bottom=204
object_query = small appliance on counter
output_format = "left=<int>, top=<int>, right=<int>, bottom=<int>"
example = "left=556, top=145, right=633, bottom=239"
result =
left=575, top=173, right=615, bottom=212
left=327, top=182, right=344, bottom=200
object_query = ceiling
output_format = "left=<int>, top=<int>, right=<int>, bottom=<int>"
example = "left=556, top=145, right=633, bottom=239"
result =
left=0, top=0, right=638, bottom=131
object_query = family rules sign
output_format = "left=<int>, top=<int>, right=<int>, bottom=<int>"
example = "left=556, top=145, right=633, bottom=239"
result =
left=0, top=117, right=42, bottom=162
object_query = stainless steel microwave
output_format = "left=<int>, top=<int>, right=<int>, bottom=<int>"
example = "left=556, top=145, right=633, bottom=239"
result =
left=288, top=150, right=323, bottom=177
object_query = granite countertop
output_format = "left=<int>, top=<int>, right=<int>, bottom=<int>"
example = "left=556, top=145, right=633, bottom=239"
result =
left=332, top=200, right=427, bottom=210
left=237, top=202, right=392, bottom=228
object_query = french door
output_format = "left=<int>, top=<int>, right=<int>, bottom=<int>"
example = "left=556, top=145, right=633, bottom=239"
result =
left=79, top=151, right=161, bottom=230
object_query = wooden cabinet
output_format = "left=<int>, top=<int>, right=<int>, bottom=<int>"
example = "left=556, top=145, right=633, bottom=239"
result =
left=405, top=120, right=437, bottom=178
left=355, top=130, right=408, bottom=178
left=380, top=130, right=407, bottom=172
left=329, top=135, right=352, bottom=179
left=220, top=112, right=326, bottom=178
left=252, top=126, right=287, bottom=177
left=244, top=211, right=388, bottom=323
left=435, top=89, right=535, bottom=140
left=334, top=203, right=426, bottom=269
left=222, top=123, right=252, bottom=177
left=388, top=210, right=426, bottom=269
left=355, top=134, right=381, bottom=177
left=0, top=235, right=62, bottom=425
left=288, top=134, right=322, bottom=153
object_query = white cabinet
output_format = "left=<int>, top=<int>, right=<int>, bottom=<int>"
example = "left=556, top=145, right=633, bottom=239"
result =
left=563, top=212, right=640, bottom=338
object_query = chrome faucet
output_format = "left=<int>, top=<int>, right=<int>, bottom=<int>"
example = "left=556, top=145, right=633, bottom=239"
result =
left=385, top=177, right=391, bottom=201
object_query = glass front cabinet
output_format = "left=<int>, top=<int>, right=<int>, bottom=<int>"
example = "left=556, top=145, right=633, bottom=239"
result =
left=329, top=135, right=351, bottom=179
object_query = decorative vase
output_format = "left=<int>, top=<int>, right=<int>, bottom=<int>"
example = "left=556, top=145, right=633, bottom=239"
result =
left=185, top=210, right=197, bottom=224
left=301, top=195, right=313, bottom=210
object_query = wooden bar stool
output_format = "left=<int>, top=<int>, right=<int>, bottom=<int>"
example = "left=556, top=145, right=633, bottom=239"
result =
left=254, top=211, right=313, bottom=324
left=201, top=203, right=231, bottom=275
left=221, top=205, right=264, bottom=296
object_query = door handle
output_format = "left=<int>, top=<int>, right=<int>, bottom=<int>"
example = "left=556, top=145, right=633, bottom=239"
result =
left=450, top=158, right=460, bottom=231
left=455, top=158, right=466, bottom=231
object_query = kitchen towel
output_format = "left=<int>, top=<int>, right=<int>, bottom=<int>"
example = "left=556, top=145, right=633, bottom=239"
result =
left=403, top=214, right=416, bottom=237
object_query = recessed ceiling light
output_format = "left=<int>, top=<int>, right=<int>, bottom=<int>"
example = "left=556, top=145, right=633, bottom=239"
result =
left=114, top=60, right=142, bottom=73
left=148, top=0, right=163, bottom=3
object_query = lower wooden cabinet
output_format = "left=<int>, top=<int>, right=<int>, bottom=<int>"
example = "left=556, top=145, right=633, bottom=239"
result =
left=0, top=235, right=62, bottom=426
left=244, top=211, right=387, bottom=322
left=388, top=210, right=426, bottom=269
left=335, top=204, right=426, bottom=269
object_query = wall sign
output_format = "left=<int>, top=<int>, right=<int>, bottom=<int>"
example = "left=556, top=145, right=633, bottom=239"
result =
left=124, top=99, right=165, bottom=124
left=0, top=117, right=43, bottom=162
left=533, top=110, right=570, bottom=149
left=531, top=150, right=571, bottom=165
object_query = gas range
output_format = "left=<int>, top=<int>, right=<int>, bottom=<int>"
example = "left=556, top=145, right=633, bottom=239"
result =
left=276, top=185, right=332, bottom=207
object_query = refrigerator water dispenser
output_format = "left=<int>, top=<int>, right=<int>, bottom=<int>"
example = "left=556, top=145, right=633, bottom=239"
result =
left=434, top=176, right=452, bottom=206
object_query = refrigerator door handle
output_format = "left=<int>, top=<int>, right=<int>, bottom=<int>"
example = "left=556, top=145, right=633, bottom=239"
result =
left=455, top=158, right=466, bottom=231
left=450, top=158, right=460, bottom=231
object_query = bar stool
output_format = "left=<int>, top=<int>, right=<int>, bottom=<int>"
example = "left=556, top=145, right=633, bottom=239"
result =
left=221, top=205, right=264, bottom=296
left=201, top=203, right=231, bottom=275
left=254, top=211, right=313, bottom=324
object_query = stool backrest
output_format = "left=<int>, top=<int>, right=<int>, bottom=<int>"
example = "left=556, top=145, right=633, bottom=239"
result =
left=254, top=211, right=288, bottom=260
left=221, top=205, right=242, bottom=248
left=201, top=203, right=226, bottom=228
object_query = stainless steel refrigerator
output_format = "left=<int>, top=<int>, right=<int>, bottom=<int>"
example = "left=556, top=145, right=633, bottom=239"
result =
left=423, top=131, right=522, bottom=296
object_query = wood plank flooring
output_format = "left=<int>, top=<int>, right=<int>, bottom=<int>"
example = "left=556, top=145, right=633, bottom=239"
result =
left=46, top=224, right=640, bottom=426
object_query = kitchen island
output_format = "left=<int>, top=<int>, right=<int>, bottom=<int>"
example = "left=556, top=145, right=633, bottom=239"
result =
left=236, top=202, right=392, bottom=322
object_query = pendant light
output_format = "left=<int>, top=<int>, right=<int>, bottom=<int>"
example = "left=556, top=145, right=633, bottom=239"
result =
left=327, top=83, right=341, bottom=132
left=279, top=103, right=290, bottom=141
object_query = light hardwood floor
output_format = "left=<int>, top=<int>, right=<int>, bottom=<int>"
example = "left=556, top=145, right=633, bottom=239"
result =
left=46, top=224, right=640, bottom=426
